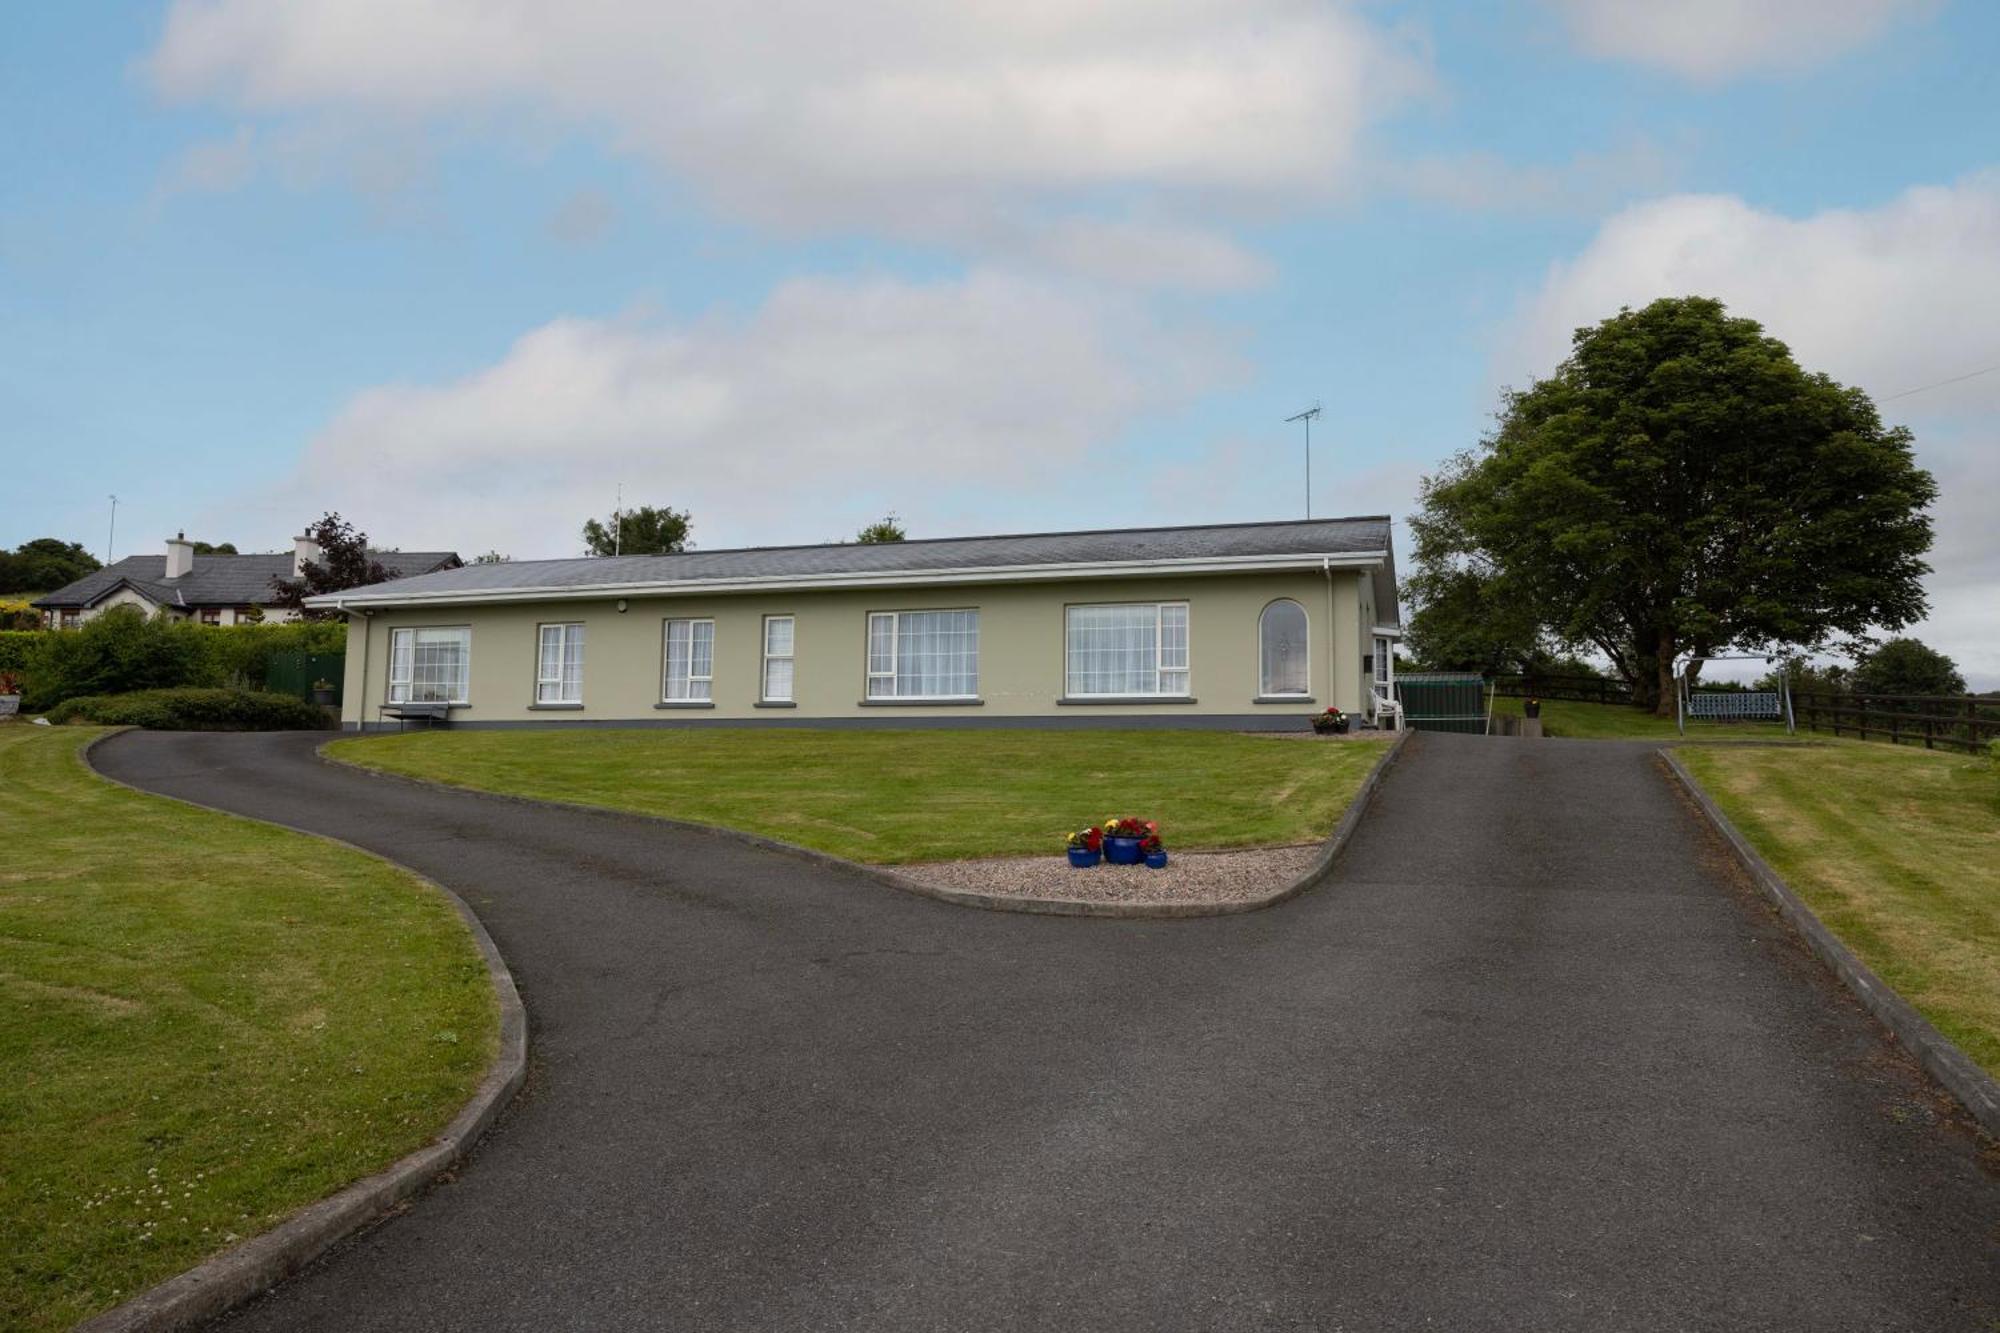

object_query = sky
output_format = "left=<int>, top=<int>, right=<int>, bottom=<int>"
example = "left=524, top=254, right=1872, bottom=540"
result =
left=2, top=0, right=1995, bottom=685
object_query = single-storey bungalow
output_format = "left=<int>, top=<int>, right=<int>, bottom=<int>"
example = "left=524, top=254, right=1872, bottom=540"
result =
left=314, top=517, right=1403, bottom=732
left=33, top=533, right=460, bottom=628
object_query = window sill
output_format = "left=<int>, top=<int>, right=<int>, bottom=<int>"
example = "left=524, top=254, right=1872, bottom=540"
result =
left=528, top=702, right=584, bottom=711
left=857, top=697, right=985, bottom=707
left=1056, top=696, right=1197, bottom=706
left=1252, top=695, right=1315, bottom=705
left=655, top=700, right=716, bottom=710
left=754, top=700, right=797, bottom=709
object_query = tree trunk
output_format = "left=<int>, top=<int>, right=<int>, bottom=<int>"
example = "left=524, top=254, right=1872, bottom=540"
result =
left=1654, top=627, right=1679, bottom=717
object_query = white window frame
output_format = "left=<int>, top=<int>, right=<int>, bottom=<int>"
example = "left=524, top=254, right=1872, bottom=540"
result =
left=865, top=609, right=980, bottom=701
left=761, top=615, right=795, bottom=703
left=387, top=626, right=471, bottom=705
left=1063, top=602, right=1191, bottom=699
left=536, top=622, right=585, bottom=705
left=662, top=618, right=715, bottom=702
left=1258, top=599, right=1312, bottom=698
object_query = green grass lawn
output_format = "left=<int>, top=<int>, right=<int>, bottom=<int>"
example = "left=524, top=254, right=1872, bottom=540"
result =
left=1491, top=694, right=1796, bottom=740
left=326, top=729, right=1393, bottom=864
left=1679, top=743, right=2000, bottom=1080
left=0, top=726, right=496, bottom=1332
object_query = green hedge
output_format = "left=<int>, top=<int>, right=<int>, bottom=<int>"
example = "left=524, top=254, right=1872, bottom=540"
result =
left=6, top=616, right=346, bottom=709
left=46, top=688, right=334, bottom=731
left=0, top=631, right=37, bottom=677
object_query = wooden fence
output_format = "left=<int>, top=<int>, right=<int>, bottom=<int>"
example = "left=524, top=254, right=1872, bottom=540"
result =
left=1793, top=690, right=2000, bottom=754
left=1490, top=672, right=1634, bottom=705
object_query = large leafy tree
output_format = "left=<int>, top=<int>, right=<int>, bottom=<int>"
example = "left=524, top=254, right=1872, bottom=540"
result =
left=0, top=537, right=101, bottom=593
left=582, top=505, right=691, bottom=556
left=1851, top=637, right=1965, bottom=697
left=269, top=513, right=394, bottom=622
left=856, top=515, right=907, bottom=544
left=1410, top=297, right=1936, bottom=714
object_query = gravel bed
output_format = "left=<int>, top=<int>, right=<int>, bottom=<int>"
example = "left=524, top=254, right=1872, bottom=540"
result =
left=890, top=843, right=1323, bottom=905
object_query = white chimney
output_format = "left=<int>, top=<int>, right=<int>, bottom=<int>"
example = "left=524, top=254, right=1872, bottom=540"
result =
left=164, top=532, right=194, bottom=580
left=293, top=533, right=322, bottom=577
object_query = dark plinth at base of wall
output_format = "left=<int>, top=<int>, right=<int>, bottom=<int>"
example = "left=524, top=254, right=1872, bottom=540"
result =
left=346, top=712, right=1357, bottom=733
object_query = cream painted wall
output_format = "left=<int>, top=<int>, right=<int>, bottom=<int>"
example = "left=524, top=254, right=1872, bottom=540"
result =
left=339, top=570, right=1375, bottom=727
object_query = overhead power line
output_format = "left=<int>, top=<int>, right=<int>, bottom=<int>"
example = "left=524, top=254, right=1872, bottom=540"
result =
left=1883, top=362, right=2000, bottom=401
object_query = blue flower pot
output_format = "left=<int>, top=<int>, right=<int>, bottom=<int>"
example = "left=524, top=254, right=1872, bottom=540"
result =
left=1067, top=847, right=1102, bottom=868
left=1103, top=835, right=1144, bottom=865
left=1144, top=850, right=1169, bottom=869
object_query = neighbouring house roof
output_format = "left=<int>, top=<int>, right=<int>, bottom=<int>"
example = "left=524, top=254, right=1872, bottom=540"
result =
left=306, top=518, right=1401, bottom=623
left=31, top=551, right=461, bottom=611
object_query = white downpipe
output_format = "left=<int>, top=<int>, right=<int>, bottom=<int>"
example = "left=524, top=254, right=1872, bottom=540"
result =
left=1322, top=557, right=1337, bottom=714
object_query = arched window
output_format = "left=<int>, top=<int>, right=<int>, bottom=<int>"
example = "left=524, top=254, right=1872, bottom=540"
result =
left=1259, top=600, right=1309, bottom=697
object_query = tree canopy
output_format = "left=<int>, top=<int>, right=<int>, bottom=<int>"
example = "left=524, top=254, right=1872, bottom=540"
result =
left=190, top=540, right=238, bottom=555
left=856, top=515, right=907, bottom=544
left=1851, top=637, right=1965, bottom=697
left=0, top=537, right=101, bottom=594
left=269, top=513, right=394, bottom=622
left=583, top=505, right=691, bottom=556
left=1408, top=296, right=1936, bottom=713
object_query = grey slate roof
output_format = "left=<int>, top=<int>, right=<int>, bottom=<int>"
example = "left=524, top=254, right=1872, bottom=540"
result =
left=315, top=518, right=1400, bottom=621
left=33, top=550, right=460, bottom=610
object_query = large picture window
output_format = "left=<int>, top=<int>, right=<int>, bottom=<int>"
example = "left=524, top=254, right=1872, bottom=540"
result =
left=388, top=627, right=471, bottom=704
left=762, top=616, right=795, bottom=702
left=1259, top=600, right=1310, bottom=697
left=536, top=623, right=585, bottom=704
left=663, top=619, right=715, bottom=701
left=1065, top=603, right=1189, bottom=697
left=866, top=609, right=978, bottom=699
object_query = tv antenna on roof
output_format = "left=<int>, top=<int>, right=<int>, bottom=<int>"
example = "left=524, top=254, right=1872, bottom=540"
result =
left=1284, top=404, right=1321, bottom=520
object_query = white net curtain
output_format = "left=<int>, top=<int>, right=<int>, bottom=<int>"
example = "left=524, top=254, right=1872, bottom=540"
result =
left=868, top=610, right=978, bottom=698
left=1065, top=603, right=1188, bottom=697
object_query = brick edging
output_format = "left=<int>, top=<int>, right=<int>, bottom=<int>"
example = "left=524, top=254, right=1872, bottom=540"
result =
left=75, top=730, right=530, bottom=1333
left=317, top=728, right=1412, bottom=921
left=1659, top=747, right=2000, bottom=1139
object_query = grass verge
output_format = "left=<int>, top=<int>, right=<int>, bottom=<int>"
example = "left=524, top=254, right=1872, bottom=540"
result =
left=1491, top=695, right=1795, bottom=740
left=326, top=729, right=1392, bottom=864
left=0, top=726, right=496, bottom=1332
left=1678, top=743, right=2000, bottom=1080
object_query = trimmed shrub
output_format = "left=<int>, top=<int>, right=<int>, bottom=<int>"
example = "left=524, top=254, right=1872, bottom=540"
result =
left=0, top=630, right=39, bottom=677
left=46, top=688, right=333, bottom=731
left=12, top=615, right=347, bottom=709
left=23, top=608, right=216, bottom=711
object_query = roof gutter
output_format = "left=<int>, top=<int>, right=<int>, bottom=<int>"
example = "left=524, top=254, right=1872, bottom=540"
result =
left=306, top=550, right=1391, bottom=611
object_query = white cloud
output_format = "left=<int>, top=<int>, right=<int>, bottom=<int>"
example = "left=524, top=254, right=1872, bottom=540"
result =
left=1506, top=172, right=2000, bottom=686
left=1547, top=0, right=1932, bottom=79
left=148, top=0, right=1427, bottom=240
left=241, top=271, right=1237, bottom=559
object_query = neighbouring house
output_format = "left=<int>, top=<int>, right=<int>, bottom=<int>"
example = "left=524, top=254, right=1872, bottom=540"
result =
left=32, top=533, right=460, bottom=629
left=314, top=518, right=1403, bottom=732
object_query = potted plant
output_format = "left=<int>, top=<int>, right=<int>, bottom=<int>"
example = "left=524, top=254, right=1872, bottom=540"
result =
left=1142, top=833, right=1168, bottom=870
left=1311, top=706, right=1349, bottom=735
left=1065, top=826, right=1103, bottom=868
left=311, top=678, right=337, bottom=707
left=1101, top=816, right=1158, bottom=865
left=0, top=672, right=20, bottom=718
left=1523, top=696, right=1541, bottom=719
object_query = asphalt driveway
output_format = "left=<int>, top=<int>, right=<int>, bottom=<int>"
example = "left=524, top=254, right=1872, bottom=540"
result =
left=92, top=729, right=2000, bottom=1331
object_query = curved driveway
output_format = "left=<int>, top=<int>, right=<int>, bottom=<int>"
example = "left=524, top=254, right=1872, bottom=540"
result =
left=94, top=729, right=1999, bottom=1331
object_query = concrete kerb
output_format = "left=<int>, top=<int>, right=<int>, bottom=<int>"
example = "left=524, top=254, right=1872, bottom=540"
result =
left=316, top=727, right=1412, bottom=921
left=74, top=730, right=530, bottom=1333
left=1659, top=747, right=2000, bottom=1140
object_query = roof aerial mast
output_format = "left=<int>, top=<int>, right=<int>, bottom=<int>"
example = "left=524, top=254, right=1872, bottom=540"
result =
left=1284, top=404, right=1321, bottom=520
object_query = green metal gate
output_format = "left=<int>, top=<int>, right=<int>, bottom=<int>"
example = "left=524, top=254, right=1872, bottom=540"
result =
left=265, top=651, right=345, bottom=705
left=1395, top=672, right=1490, bottom=734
